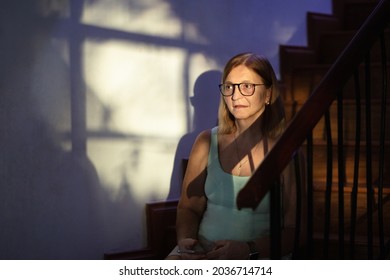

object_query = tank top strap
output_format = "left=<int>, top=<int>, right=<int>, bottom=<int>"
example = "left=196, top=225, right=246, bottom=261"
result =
left=207, top=127, right=219, bottom=165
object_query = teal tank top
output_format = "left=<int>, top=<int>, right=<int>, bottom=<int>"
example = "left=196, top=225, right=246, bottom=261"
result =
left=198, top=127, right=270, bottom=244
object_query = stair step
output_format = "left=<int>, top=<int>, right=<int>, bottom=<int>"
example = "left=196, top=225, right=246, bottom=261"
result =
left=318, top=30, right=390, bottom=64
left=307, top=12, right=341, bottom=50
left=285, top=98, right=390, bottom=143
left=283, top=62, right=390, bottom=106
left=310, top=235, right=388, bottom=259
left=343, top=1, right=379, bottom=29
left=318, top=31, right=354, bottom=64
left=280, top=0, right=388, bottom=80
left=283, top=64, right=330, bottom=103
left=332, top=0, right=379, bottom=27
left=279, top=45, right=316, bottom=84
left=311, top=99, right=390, bottom=142
left=310, top=144, right=390, bottom=186
left=312, top=185, right=390, bottom=238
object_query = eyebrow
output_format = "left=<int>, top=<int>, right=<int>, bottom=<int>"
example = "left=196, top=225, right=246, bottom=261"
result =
left=224, top=80, right=263, bottom=84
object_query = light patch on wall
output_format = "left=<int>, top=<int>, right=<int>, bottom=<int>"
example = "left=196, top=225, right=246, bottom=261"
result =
left=84, top=40, right=187, bottom=137
left=84, top=52, right=221, bottom=204
left=271, top=20, right=297, bottom=46
left=82, top=0, right=182, bottom=38
left=87, top=138, right=176, bottom=202
left=272, top=20, right=297, bottom=42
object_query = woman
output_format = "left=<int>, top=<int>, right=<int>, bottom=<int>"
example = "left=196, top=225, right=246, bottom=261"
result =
left=167, top=52, right=299, bottom=260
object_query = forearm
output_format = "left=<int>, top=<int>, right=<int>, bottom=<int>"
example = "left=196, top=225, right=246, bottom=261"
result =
left=176, top=207, right=202, bottom=242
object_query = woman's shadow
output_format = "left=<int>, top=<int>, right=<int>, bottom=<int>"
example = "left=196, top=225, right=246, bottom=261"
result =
left=166, top=70, right=221, bottom=199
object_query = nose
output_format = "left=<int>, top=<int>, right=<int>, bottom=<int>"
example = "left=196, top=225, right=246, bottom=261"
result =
left=231, top=85, right=242, bottom=100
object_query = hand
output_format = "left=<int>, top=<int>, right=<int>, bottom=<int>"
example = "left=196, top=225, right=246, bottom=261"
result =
left=206, top=240, right=249, bottom=260
left=177, top=238, right=206, bottom=260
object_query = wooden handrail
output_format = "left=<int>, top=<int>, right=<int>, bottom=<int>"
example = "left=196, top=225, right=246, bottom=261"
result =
left=237, top=0, right=390, bottom=210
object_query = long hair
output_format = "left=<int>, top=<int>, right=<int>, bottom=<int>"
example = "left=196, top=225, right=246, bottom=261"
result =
left=218, top=52, right=285, bottom=138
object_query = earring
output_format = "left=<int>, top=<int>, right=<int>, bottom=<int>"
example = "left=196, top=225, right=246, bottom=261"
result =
left=265, top=95, right=270, bottom=105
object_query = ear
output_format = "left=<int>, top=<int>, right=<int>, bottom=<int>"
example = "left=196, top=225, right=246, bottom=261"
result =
left=265, top=91, right=271, bottom=105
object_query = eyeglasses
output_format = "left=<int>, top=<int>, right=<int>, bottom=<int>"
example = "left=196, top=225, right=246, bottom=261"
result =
left=218, top=83, right=265, bottom=96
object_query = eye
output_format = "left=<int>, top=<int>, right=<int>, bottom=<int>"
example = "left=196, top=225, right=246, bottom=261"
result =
left=242, top=83, right=253, bottom=89
left=224, top=84, right=234, bottom=90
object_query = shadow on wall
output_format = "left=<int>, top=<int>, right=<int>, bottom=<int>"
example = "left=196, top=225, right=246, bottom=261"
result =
left=167, top=70, right=221, bottom=199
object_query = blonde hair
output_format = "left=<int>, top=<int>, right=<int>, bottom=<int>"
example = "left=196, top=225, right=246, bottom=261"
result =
left=218, top=52, right=285, bottom=138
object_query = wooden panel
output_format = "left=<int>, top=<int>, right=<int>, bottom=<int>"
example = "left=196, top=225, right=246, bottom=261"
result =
left=146, top=200, right=178, bottom=259
left=104, top=200, right=178, bottom=260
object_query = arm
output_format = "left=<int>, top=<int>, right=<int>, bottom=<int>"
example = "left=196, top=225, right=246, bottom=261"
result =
left=176, top=130, right=210, bottom=254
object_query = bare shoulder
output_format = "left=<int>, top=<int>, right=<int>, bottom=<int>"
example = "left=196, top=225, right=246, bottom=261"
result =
left=191, top=129, right=212, bottom=155
left=182, top=129, right=212, bottom=178
left=194, top=129, right=212, bottom=144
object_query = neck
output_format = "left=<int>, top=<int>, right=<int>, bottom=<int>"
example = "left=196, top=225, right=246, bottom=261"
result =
left=234, top=115, right=264, bottom=142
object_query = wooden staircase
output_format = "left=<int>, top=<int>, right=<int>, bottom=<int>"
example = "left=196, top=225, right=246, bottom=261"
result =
left=279, top=0, right=390, bottom=259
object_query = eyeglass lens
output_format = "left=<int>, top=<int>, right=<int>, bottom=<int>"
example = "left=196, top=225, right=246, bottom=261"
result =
left=220, top=83, right=256, bottom=96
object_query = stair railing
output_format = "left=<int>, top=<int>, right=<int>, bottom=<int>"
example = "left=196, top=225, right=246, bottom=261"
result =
left=237, top=0, right=389, bottom=259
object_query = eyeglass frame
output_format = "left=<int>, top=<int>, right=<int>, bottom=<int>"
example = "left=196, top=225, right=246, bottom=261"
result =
left=218, top=83, right=265, bottom=96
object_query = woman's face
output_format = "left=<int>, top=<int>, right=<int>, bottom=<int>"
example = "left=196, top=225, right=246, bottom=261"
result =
left=223, top=65, right=270, bottom=122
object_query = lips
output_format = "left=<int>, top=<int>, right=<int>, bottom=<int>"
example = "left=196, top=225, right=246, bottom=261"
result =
left=233, top=105, right=247, bottom=109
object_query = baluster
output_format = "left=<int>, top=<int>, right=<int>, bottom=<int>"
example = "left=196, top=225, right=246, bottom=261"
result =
left=323, top=109, right=333, bottom=259
left=306, top=133, right=314, bottom=259
left=349, top=71, right=362, bottom=259
left=270, top=179, right=281, bottom=259
left=293, top=152, right=303, bottom=258
left=337, top=90, right=345, bottom=259
left=364, top=54, right=373, bottom=259
left=377, top=32, right=387, bottom=259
